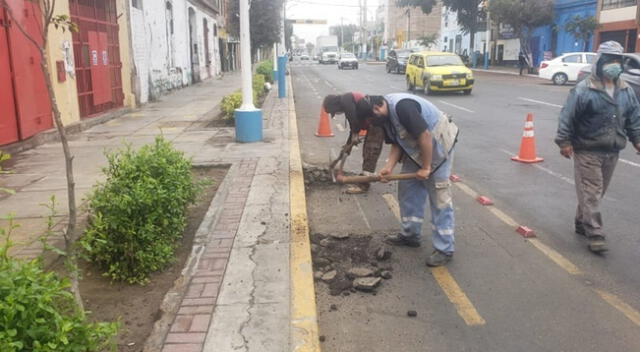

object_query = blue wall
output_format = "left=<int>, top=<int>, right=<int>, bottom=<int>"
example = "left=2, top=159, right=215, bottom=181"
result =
left=530, top=0, right=597, bottom=66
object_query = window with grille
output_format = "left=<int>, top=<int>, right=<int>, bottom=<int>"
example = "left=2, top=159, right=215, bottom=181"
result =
left=602, top=0, right=636, bottom=10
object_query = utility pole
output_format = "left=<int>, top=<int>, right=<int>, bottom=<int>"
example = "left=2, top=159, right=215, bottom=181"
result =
left=406, top=8, right=411, bottom=48
left=340, top=17, right=344, bottom=54
left=363, top=0, right=367, bottom=58
left=483, top=0, right=490, bottom=69
left=235, top=0, right=262, bottom=142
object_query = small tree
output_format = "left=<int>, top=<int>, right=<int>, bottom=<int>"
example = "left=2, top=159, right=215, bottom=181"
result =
left=418, top=33, right=439, bottom=48
left=329, top=24, right=359, bottom=48
left=442, top=0, right=483, bottom=55
left=305, top=42, right=315, bottom=55
left=0, top=0, right=83, bottom=310
left=565, top=15, right=598, bottom=52
left=489, top=0, right=554, bottom=70
left=228, top=0, right=284, bottom=57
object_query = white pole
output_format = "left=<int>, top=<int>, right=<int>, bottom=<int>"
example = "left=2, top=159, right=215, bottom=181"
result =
left=239, top=0, right=254, bottom=110
left=280, top=1, right=287, bottom=55
left=273, top=43, right=278, bottom=71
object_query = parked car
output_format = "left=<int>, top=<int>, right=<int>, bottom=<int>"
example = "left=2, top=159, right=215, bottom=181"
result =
left=405, top=51, right=474, bottom=95
left=320, top=52, right=338, bottom=64
left=386, top=49, right=414, bottom=74
left=338, top=53, right=358, bottom=70
left=538, top=52, right=597, bottom=85
left=300, top=54, right=310, bottom=60
left=577, top=53, right=640, bottom=99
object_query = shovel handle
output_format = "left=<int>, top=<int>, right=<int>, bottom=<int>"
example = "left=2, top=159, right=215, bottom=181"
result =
left=337, top=173, right=418, bottom=184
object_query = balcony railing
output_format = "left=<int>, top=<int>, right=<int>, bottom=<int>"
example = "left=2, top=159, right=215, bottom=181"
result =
left=601, top=0, right=637, bottom=10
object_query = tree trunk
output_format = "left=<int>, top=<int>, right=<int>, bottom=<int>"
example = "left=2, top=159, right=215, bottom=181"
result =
left=39, top=47, right=83, bottom=314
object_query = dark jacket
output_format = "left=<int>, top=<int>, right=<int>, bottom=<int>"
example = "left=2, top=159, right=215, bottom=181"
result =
left=555, top=69, right=640, bottom=152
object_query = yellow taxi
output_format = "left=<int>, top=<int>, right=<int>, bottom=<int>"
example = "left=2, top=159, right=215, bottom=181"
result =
left=405, top=51, right=474, bottom=95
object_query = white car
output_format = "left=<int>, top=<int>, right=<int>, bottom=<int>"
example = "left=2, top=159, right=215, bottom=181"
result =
left=338, top=53, right=358, bottom=70
left=539, top=52, right=597, bottom=85
left=320, top=52, right=338, bottom=64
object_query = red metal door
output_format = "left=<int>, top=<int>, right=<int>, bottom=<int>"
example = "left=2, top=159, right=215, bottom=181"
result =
left=0, top=8, right=19, bottom=145
left=88, top=30, right=112, bottom=105
left=70, top=0, right=123, bottom=118
left=6, top=0, right=53, bottom=140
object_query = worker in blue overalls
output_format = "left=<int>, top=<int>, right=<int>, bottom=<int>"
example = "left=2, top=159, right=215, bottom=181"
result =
left=361, top=94, right=459, bottom=267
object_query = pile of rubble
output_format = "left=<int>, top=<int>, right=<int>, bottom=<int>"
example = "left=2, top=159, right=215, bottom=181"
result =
left=310, top=233, right=393, bottom=296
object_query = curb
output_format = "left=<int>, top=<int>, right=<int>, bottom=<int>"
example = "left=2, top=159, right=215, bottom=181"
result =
left=142, top=162, right=238, bottom=352
left=471, top=68, right=538, bottom=78
left=287, top=75, right=321, bottom=351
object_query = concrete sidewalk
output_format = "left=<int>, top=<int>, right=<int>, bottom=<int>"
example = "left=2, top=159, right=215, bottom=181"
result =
left=472, top=65, right=539, bottom=78
left=0, top=71, right=319, bottom=351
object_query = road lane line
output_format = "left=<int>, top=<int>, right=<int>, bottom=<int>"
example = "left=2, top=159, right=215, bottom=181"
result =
left=454, top=182, right=478, bottom=198
left=527, top=239, right=582, bottom=275
left=383, top=193, right=486, bottom=326
left=620, top=158, right=640, bottom=168
left=487, top=207, right=519, bottom=228
left=518, top=97, right=563, bottom=108
left=355, top=196, right=372, bottom=230
left=437, top=100, right=475, bottom=113
left=595, top=290, right=640, bottom=327
left=500, top=149, right=576, bottom=185
left=431, top=267, right=487, bottom=326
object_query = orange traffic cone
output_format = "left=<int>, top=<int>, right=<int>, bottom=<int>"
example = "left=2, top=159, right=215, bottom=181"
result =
left=511, top=113, right=543, bottom=163
left=359, top=128, right=368, bottom=137
left=315, top=107, right=334, bottom=137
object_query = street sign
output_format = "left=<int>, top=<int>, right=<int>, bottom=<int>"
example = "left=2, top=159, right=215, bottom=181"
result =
left=288, top=19, right=327, bottom=25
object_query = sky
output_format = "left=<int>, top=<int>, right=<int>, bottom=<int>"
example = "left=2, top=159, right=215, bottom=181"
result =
left=286, top=0, right=381, bottom=45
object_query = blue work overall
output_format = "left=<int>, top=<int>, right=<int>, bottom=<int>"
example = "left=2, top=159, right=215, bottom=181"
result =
left=384, top=93, right=457, bottom=254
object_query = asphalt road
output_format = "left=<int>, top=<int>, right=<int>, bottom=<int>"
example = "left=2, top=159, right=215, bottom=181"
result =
left=291, top=59, right=640, bottom=352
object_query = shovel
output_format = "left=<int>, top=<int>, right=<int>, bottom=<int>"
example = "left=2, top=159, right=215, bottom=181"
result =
left=336, top=173, right=418, bottom=184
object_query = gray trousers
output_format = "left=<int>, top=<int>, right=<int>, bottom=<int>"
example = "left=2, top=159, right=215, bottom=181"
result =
left=573, top=151, right=619, bottom=237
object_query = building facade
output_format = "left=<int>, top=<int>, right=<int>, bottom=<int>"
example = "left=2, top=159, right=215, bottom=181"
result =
left=384, top=0, right=442, bottom=49
left=595, top=0, right=639, bottom=52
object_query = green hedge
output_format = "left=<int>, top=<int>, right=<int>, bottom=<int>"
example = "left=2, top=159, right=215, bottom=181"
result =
left=82, top=136, right=200, bottom=284
left=256, top=60, right=274, bottom=83
left=0, top=240, right=117, bottom=351
left=221, top=74, right=267, bottom=119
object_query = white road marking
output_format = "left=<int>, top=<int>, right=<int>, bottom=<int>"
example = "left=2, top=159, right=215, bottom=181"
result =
left=518, top=97, right=563, bottom=108
left=355, top=196, right=372, bottom=230
left=336, top=123, right=345, bottom=132
left=620, top=158, right=640, bottom=168
left=438, top=100, right=475, bottom=113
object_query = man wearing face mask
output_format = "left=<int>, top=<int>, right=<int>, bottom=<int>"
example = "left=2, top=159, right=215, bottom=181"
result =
left=556, top=41, right=640, bottom=253
left=362, top=94, right=458, bottom=267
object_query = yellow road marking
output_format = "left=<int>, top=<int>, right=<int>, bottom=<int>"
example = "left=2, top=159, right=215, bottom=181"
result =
left=431, top=267, right=487, bottom=326
left=382, top=193, right=401, bottom=219
left=527, top=239, right=582, bottom=275
left=383, top=193, right=486, bottom=326
left=487, top=207, right=519, bottom=228
left=288, top=77, right=321, bottom=352
left=454, top=182, right=478, bottom=198
left=595, top=290, right=640, bottom=327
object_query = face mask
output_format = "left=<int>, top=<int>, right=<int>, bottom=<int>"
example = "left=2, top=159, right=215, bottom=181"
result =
left=602, top=63, right=623, bottom=80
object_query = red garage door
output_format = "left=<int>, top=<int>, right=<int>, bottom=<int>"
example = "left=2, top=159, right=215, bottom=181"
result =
left=0, top=8, right=19, bottom=146
left=1, top=1, right=53, bottom=145
left=69, top=0, right=123, bottom=118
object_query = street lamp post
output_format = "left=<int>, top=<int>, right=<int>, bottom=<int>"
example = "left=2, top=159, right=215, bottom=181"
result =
left=234, top=0, right=262, bottom=143
left=278, top=0, right=287, bottom=98
left=483, top=1, right=490, bottom=69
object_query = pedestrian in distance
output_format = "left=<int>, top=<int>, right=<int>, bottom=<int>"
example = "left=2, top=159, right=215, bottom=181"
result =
left=360, top=93, right=459, bottom=267
left=555, top=40, right=640, bottom=253
left=518, top=51, right=527, bottom=76
left=322, top=93, right=385, bottom=194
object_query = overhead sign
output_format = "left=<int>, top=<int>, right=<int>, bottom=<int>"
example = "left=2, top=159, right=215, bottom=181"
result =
left=288, top=19, right=327, bottom=25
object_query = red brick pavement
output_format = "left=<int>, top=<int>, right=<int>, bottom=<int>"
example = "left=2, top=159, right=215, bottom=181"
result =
left=162, top=159, right=258, bottom=352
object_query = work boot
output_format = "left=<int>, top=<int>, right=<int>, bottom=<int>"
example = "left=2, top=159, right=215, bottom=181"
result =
left=587, top=235, right=608, bottom=253
left=345, top=183, right=369, bottom=194
left=384, top=233, right=421, bottom=248
left=575, top=223, right=586, bottom=237
left=426, top=250, right=453, bottom=267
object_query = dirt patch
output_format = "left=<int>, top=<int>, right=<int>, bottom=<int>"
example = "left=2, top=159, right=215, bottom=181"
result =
left=207, top=117, right=235, bottom=128
left=76, top=166, right=228, bottom=352
left=303, top=166, right=357, bottom=186
left=310, top=232, right=394, bottom=296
